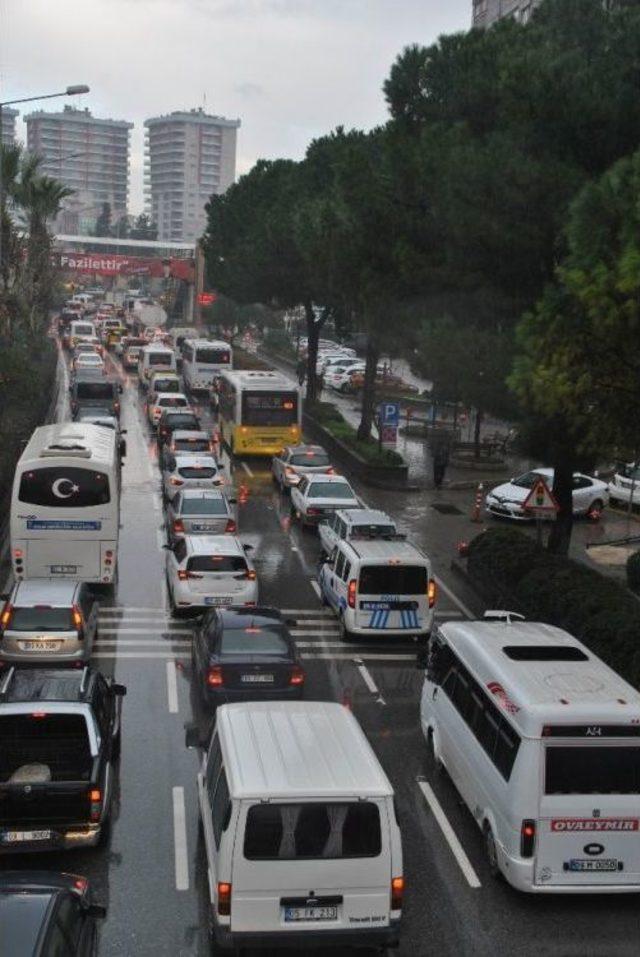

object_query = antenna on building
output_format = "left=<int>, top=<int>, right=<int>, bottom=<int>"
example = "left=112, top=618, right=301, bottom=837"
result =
left=203, top=91, right=207, bottom=111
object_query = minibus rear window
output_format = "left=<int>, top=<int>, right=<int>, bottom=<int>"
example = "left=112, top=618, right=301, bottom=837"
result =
left=18, top=467, right=110, bottom=507
left=244, top=802, right=381, bottom=860
left=359, top=565, right=426, bottom=595
left=503, top=645, right=588, bottom=661
left=545, top=746, right=640, bottom=794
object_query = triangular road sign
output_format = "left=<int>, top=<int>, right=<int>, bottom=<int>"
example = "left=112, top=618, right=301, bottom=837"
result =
left=523, top=476, right=560, bottom=513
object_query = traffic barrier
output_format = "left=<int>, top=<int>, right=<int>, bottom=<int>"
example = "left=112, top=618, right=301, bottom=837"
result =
left=471, top=482, right=484, bottom=522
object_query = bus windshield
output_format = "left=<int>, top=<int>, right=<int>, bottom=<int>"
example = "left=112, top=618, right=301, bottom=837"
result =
left=18, top=467, right=111, bottom=507
left=241, top=391, right=298, bottom=427
left=195, top=347, right=231, bottom=364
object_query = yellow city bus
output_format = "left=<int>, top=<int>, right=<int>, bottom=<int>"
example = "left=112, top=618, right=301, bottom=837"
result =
left=216, top=370, right=301, bottom=456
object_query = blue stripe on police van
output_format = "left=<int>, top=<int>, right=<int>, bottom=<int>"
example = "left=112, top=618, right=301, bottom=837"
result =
left=400, top=609, right=407, bottom=629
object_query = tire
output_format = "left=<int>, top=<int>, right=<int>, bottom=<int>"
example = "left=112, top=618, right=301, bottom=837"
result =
left=484, top=823, right=502, bottom=880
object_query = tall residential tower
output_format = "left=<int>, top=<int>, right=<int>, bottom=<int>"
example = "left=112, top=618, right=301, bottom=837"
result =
left=1, top=107, right=18, bottom=147
left=144, top=108, right=240, bottom=243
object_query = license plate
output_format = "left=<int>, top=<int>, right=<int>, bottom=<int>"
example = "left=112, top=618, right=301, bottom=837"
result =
left=2, top=830, right=51, bottom=843
left=568, top=859, right=618, bottom=872
left=204, top=597, right=229, bottom=606
left=21, top=640, right=62, bottom=651
left=50, top=565, right=77, bottom=574
left=241, top=674, right=274, bottom=683
left=284, top=906, right=337, bottom=922
left=191, top=524, right=216, bottom=532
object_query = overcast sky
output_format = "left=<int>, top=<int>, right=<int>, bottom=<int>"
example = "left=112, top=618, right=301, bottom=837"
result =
left=0, top=0, right=470, bottom=213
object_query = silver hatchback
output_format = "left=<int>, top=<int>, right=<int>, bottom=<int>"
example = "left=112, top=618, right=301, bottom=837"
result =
left=165, top=488, right=238, bottom=543
left=0, top=579, right=98, bottom=664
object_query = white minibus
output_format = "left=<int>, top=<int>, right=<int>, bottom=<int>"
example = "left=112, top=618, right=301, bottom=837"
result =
left=10, top=423, right=120, bottom=584
left=139, top=345, right=177, bottom=390
left=182, top=338, right=232, bottom=394
left=194, top=700, right=403, bottom=951
left=419, top=613, right=640, bottom=893
left=70, top=319, right=97, bottom=348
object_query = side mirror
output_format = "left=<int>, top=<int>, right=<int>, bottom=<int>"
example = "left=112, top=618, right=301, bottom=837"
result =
left=85, top=903, right=107, bottom=919
left=112, top=682, right=127, bottom=696
left=228, top=497, right=237, bottom=505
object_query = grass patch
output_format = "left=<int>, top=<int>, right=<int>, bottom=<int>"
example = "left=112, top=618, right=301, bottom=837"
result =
left=307, top=401, right=404, bottom=467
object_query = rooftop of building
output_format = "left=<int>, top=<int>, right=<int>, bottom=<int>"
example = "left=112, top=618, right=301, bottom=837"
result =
left=144, top=107, right=240, bottom=130
left=24, top=106, right=133, bottom=129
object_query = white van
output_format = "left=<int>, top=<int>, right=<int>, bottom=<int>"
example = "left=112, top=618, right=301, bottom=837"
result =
left=139, top=345, right=177, bottom=390
left=419, top=613, right=640, bottom=893
left=195, top=701, right=403, bottom=951
left=70, top=319, right=97, bottom=348
left=318, top=539, right=436, bottom=641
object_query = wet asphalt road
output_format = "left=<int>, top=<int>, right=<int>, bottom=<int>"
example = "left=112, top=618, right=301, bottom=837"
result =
left=4, top=348, right=640, bottom=957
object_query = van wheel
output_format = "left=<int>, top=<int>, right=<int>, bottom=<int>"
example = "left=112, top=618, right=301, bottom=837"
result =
left=484, top=823, right=502, bottom=880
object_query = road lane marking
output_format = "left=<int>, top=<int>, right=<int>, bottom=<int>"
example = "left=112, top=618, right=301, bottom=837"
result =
left=434, top=576, right=474, bottom=620
left=309, top=580, right=321, bottom=599
left=172, top=786, right=189, bottom=890
left=241, top=461, right=253, bottom=477
left=99, top=607, right=175, bottom=614
left=166, top=661, right=179, bottom=713
left=417, top=779, right=481, bottom=889
left=300, top=652, right=415, bottom=661
left=92, top=651, right=417, bottom=661
left=98, top=628, right=192, bottom=635
left=354, top=659, right=386, bottom=705
left=96, top=640, right=191, bottom=647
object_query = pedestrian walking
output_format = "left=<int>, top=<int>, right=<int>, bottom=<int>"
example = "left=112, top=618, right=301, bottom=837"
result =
left=296, top=358, right=306, bottom=387
left=431, top=433, right=451, bottom=490
left=316, top=369, right=324, bottom=399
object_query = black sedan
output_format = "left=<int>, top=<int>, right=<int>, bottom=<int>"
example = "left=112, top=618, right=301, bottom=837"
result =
left=0, top=871, right=106, bottom=956
left=191, top=606, right=305, bottom=706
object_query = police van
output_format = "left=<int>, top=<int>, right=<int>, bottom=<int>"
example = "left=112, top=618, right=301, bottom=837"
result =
left=419, top=613, right=640, bottom=893
left=318, top=539, right=436, bottom=641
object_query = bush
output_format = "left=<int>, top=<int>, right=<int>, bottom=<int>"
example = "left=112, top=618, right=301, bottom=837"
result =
left=306, top=401, right=404, bottom=466
left=263, top=328, right=295, bottom=358
left=627, top=551, right=640, bottom=594
left=467, top=527, right=640, bottom=688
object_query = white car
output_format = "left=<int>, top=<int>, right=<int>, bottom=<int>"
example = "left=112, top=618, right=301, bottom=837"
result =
left=290, top=473, right=362, bottom=526
left=165, top=535, right=258, bottom=616
left=271, top=444, right=334, bottom=490
left=165, top=488, right=237, bottom=542
left=73, top=352, right=104, bottom=373
left=485, top=468, right=609, bottom=521
left=325, top=365, right=366, bottom=392
left=147, top=391, right=190, bottom=428
left=608, top=463, right=640, bottom=508
left=162, top=452, right=223, bottom=502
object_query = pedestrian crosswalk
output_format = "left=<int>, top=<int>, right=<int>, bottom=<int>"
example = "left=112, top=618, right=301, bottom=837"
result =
left=93, top=605, right=464, bottom=663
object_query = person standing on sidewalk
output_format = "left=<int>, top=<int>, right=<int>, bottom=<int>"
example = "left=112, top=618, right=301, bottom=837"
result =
left=431, top=432, right=451, bottom=490
left=296, top=357, right=306, bottom=387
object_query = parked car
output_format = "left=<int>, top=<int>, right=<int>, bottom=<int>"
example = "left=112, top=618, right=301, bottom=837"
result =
left=165, top=535, right=258, bottom=616
left=325, top=364, right=366, bottom=393
left=290, top=474, right=361, bottom=526
left=0, top=666, right=126, bottom=853
left=608, top=462, right=640, bottom=508
left=485, top=468, right=609, bottom=521
left=191, top=606, right=304, bottom=705
left=162, top=453, right=224, bottom=502
left=271, top=444, right=333, bottom=490
left=166, top=488, right=237, bottom=542
left=0, top=872, right=106, bottom=956
left=0, top=579, right=98, bottom=665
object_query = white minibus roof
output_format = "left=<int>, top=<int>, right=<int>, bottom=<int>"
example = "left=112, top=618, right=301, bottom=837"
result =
left=218, top=701, right=393, bottom=800
left=438, top=618, right=640, bottom=737
left=18, top=423, right=116, bottom=470
left=346, top=539, right=427, bottom=564
left=184, top=338, right=230, bottom=350
left=220, top=370, right=296, bottom=393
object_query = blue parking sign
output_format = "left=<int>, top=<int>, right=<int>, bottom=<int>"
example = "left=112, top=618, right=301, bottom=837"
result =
left=378, top=401, right=400, bottom=426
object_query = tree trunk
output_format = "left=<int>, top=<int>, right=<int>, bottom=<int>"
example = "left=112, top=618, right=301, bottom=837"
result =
left=304, top=301, right=319, bottom=404
left=357, top=337, right=380, bottom=441
left=547, top=454, right=574, bottom=555
left=473, top=408, right=483, bottom=460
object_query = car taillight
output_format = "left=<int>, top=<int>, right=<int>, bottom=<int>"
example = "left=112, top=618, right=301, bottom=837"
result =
left=217, top=881, right=232, bottom=916
left=177, top=569, right=189, bottom=581
left=307, top=507, right=319, bottom=516
left=170, top=477, right=184, bottom=487
left=71, top=604, right=84, bottom=638
left=88, top=788, right=102, bottom=823
left=326, top=466, right=335, bottom=474
left=347, top=579, right=357, bottom=608
left=520, top=819, right=536, bottom=858
left=289, top=665, right=305, bottom=686
left=207, top=666, right=224, bottom=687
left=391, top=876, right=404, bottom=910
left=245, top=569, right=257, bottom=580
left=428, top=578, right=437, bottom=608
left=0, top=602, right=13, bottom=635
left=173, top=519, right=185, bottom=534
left=224, top=519, right=237, bottom=533
left=285, top=466, right=296, bottom=476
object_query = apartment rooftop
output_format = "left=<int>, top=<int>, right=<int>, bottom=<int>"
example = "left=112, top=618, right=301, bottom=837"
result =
left=144, top=107, right=240, bottom=130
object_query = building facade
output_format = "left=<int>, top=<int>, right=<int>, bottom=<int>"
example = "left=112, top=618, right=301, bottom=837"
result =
left=25, top=106, right=133, bottom=235
left=1, top=107, right=18, bottom=147
left=472, top=0, right=540, bottom=28
left=144, top=108, right=240, bottom=243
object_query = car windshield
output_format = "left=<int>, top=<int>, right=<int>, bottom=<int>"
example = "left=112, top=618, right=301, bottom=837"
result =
left=76, top=382, right=113, bottom=400
left=187, top=555, right=247, bottom=572
left=174, top=438, right=209, bottom=452
left=619, top=464, right=640, bottom=481
left=165, top=415, right=199, bottom=430
left=153, top=379, right=180, bottom=392
left=159, top=396, right=188, bottom=407
left=220, top=627, right=289, bottom=655
left=290, top=451, right=330, bottom=467
left=512, top=471, right=546, bottom=489
left=195, top=347, right=231, bottom=364
left=308, top=482, right=355, bottom=499
left=180, top=497, right=227, bottom=515
left=178, top=466, right=217, bottom=479
left=8, top=607, right=74, bottom=631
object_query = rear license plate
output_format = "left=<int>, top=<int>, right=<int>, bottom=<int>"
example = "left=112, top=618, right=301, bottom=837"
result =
left=284, top=906, right=337, bottom=922
left=21, top=640, right=62, bottom=651
left=241, top=674, right=274, bottom=683
left=50, top=565, right=77, bottom=574
left=191, top=524, right=216, bottom=532
left=204, top=597, right=229, bottom=606
left=568, top=859, right=618, bottom=872
left=2, top=830, right=51, bottom=843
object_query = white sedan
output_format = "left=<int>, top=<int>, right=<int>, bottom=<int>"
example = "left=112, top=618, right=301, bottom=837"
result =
left=162, top=453, right=224, bottom=502
left=325, top=365, right=365, bottom=392
left=290, top=473, right=362, bottom=527
left=165, top=535, right=258, bottom=616
left=147, top=391, right=190, bottom=428
left=485, top=468, right=609, bottom=521
left=73, top=352, right=104, bottom=373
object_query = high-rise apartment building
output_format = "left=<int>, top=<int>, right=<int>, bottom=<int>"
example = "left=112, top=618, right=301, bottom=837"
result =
left=144, top=108, right=240, bottom=243
left=472, top=0, right=539, bottom=28
left=1, top=107, right=18, bottom=147
left=25, top=106, right=133, bottom=235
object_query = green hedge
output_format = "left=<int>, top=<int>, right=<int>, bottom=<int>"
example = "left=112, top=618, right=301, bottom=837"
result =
left=307, top=401, right=404, bottom=466
left=467, top=527, right=640, bottom=688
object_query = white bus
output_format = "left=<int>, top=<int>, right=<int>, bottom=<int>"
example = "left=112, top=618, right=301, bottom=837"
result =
left=216, top=370, right=301, bottom=456
left=419, top=612, right=640, bottom=893
left=11, top=423, right=121, bottom=585
left=182, top=338, right=232, bottom=394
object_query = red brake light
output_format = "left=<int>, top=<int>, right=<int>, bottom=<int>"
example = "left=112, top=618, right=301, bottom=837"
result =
left=177, top=569, right=189, bottom=581
left=0, top=603, right=13, bottom=629
left=225, top=519, right=237, bottom=533
left=88, top=788, right=102, bottom=822
left=428, top=579, right=437, bottom=608
left=170, top=477, right=184, bottom=486
left=347, top=579, right=357, bottom=608
left=326, top=466, right=335, bottom=474
left=72, top=604, right=84, bottom=637
left=391, top=876, right=404, bottom=910
left=31, top=711, right=47, bottom=719
left=217, top=881, right=232, bottom=916
left=207, top=666, right=224, bottom=687
left=520, top=819, right=536, bottom=858
left=289, top=666, right=305, bottom=686
left=307, top=507, right=319, bottom=516
left=173, top=519, right=185, bottom=534
left=245, top=569, right=257, bottom=581
left=285, top=466, right=296, bottom=476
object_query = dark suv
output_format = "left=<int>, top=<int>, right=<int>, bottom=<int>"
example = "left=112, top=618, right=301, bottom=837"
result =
left=157, top=409, right=202, bottom=448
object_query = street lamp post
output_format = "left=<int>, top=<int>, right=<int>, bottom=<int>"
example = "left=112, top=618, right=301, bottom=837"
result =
left=0, top=84, right=90, bottom=284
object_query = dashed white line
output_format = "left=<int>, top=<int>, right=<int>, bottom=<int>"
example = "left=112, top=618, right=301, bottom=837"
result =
left=98, top=628, right=191, bottom=636
left=309, top=580, right=321, bottom=599
left=417, top=779, right=481, bottom=889
left=166, top=661, right=179, bottom=713
left=240, top=461, right=254, bottom=477
left=172, top=786, right=189, bottom=890
left=354, top=659, right=386, bottom=705
left=434, top=576, right=475, bottom=620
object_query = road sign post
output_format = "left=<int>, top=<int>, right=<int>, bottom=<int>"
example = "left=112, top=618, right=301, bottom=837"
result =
left=522, top=477, right=560, bottom=547
left=377, top=401, right=400, bottom=450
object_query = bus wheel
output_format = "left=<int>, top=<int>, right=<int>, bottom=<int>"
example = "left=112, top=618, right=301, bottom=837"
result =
left=484, top=823, right=502, bottom=879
